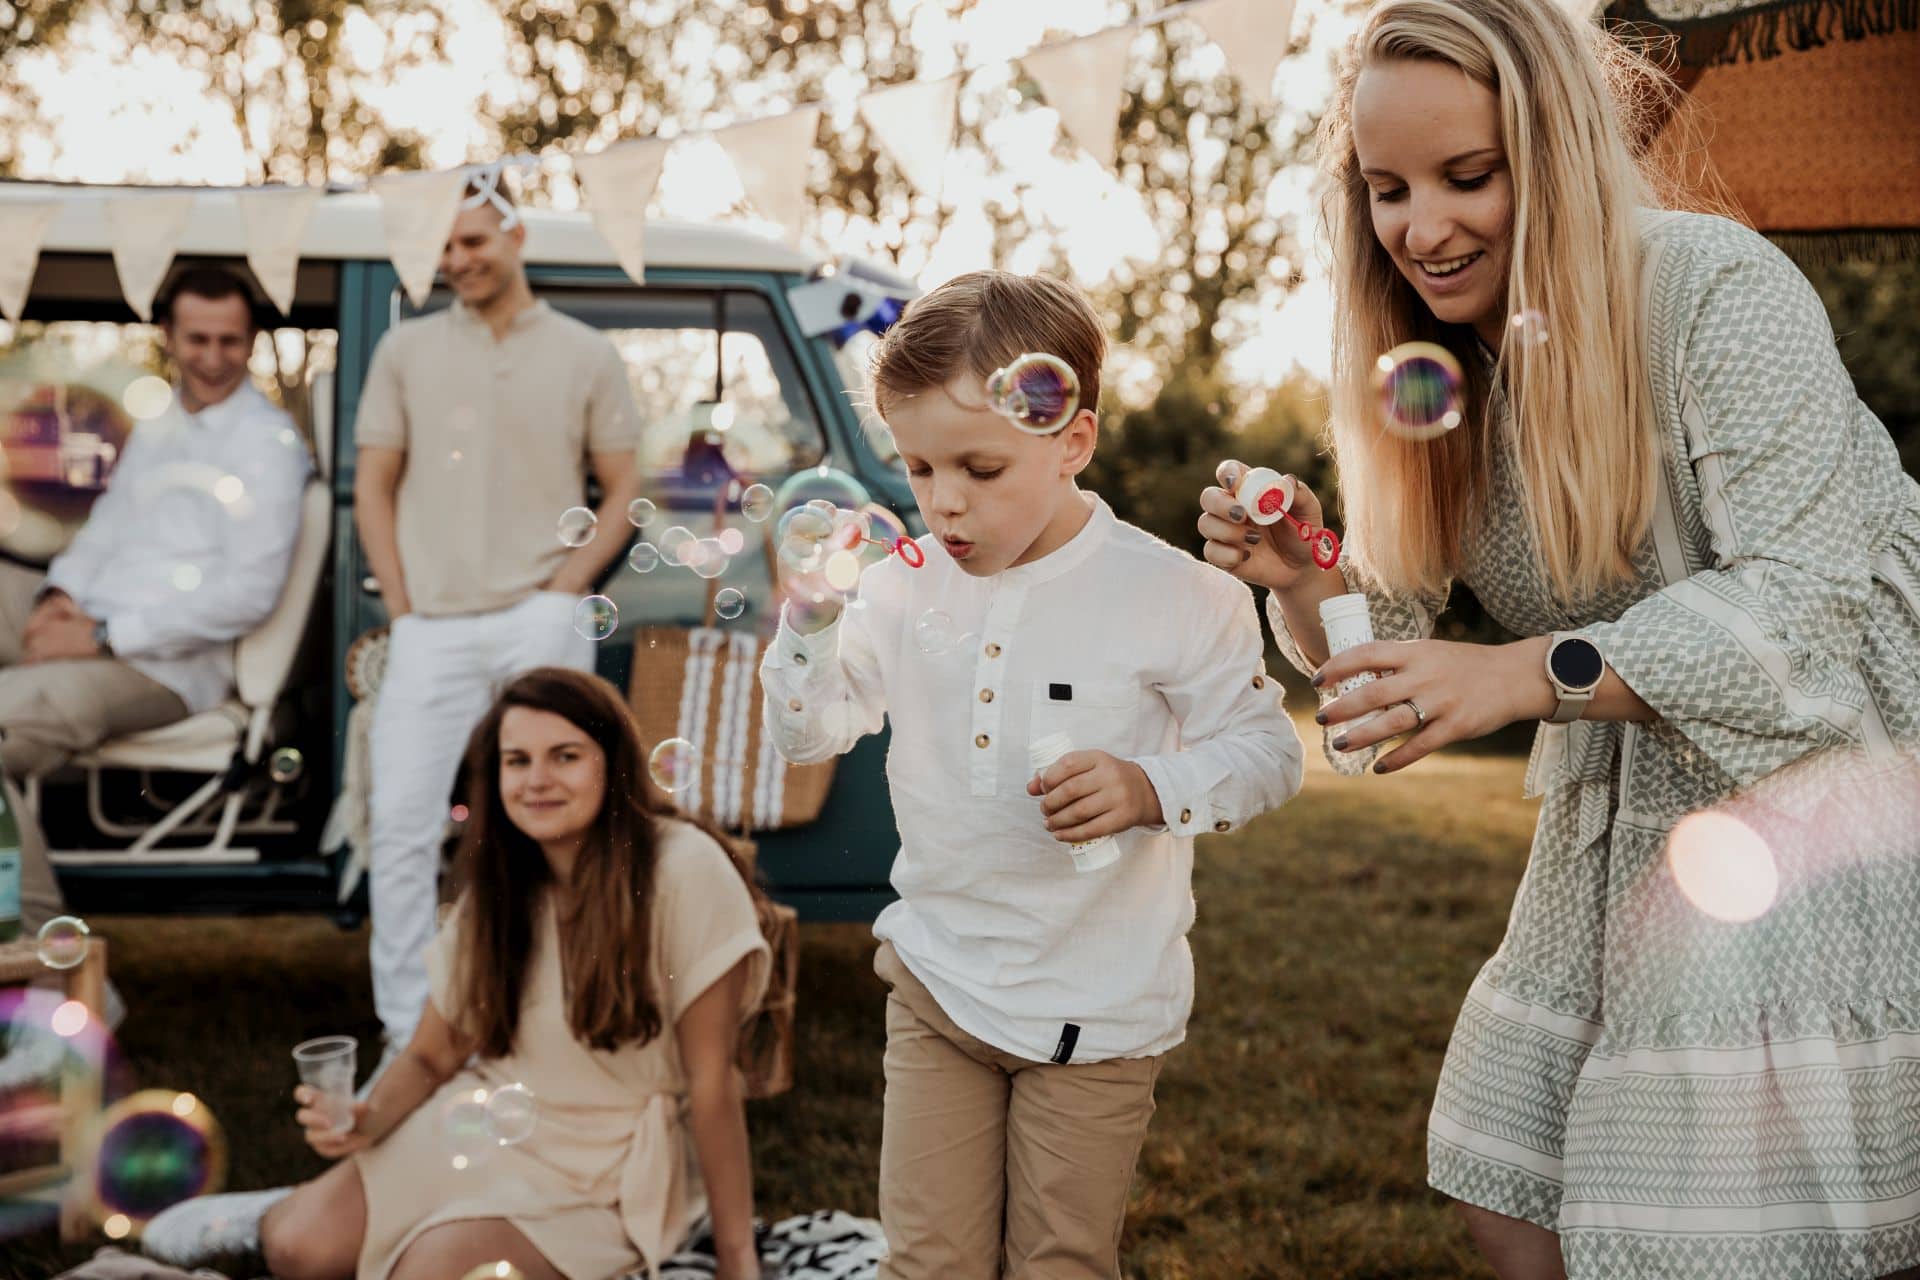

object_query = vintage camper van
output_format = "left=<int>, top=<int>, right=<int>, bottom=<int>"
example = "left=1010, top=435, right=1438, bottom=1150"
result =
left=0, top=182, right=914, bottom=925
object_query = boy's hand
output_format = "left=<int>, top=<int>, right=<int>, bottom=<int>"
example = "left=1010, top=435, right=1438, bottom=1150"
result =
left=1026, top=750, right=1163, bottom=843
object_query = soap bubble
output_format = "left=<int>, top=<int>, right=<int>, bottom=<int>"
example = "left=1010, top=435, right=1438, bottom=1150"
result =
left=648, top=739, right=697, bottom=793
left=777, top=535, right=825, bottom=577
left=656, top=526, right=698, bottom=566
left=268, top=748, right=303, bottom=785
left=688, top=539, right=731, bottom=580
left=626, top=498, right=658, bottom=529
left=1509, top=309, right=1550, bottom=349
left=717, top=527, right=746, bottom=556
left=986, top=353, right=1080, bottom=434
left=774, top=466, right=869, bottom=516
left=36, top=916, right=90, bottom=971
left=557, top=507, right=598, bottom=548
left=484, top=1082, right=538, bottom=1146
left=914, top=610, right=958, bottom=655
left=628, top=543, right=660, bottom=574
left=777, top=506, right=834, bottom=545
left=572, top=595, right=618, bottom=642
left=93, top=1090, right=226, bottom=1224
left=715, top=588, right=747, bottom=620
left=441, top=1088, right=494, bottom=1170
left=740, top=483, right=776, bottom=522
left=1372, top=342, right=1464, bottom=440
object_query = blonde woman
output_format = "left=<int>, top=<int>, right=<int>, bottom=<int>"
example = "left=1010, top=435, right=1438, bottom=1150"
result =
left=1197, top=1, right=1920, bottom=1277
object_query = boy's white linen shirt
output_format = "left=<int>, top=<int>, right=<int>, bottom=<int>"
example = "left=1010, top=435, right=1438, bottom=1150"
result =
left=760, top=495, right=1304, bottom=1062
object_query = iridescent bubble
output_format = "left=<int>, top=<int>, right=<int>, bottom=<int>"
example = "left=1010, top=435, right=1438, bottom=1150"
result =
left=776, top=506, right=834, bottom=545
left=626, top=498, right=658, bottom=529
left=268, top=747, right=303, bottom=785
left=714, top=588, right=747, bottom=620
left=572, top=595, right=618, bottom=642
left=628, top=543, right=660, bottom=574
left=692, top=549, right=730, bottom=580
left=557, top=507, right=598, bottom=548
left=740, top=483, right=776, bottom=523
left=777, top=535, right=824, bottom=577
left=986, top=353, right=1080, bottom=434
left=93, top=1089, right=226, bottom=1224
left=914, top=610, right=958, bottom=656
left=1372, top=342, right=1465, bottom=440
left=773, top=466, right=870, bottom=516
left=122, top=376, right=174, bottom=421
left=862, top=504, right=910, bottom=548
left=483, top=1082, right=538, bottom=1146
left=717, top=527, right=747, bottom=557
left=441, top=1088, right=494, bottom=1170
left=36, top=915, right=90, bottom=971
left=648, top=738, right=697, bottom=793
left=656, top=526, right=698, bottom=566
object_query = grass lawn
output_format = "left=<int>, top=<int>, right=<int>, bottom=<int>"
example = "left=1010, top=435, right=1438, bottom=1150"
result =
left=1, top=719, right=1537, bottom=1278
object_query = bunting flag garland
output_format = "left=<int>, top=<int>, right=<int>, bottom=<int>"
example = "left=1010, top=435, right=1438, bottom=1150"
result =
left=0, top=200, right=59, bottom=324
left=106, top=190, right=196, bottom=322
left=716, top=107, right=823, bottom=243
left=572, top=138, right=672, bottom=285
left=855, top=76, right=962, bottom=198
left=371, top=169, right=467, bottom=308
left=237, top=186, right=323, bottom=315
left=1020, top=27, right=1138, bottom=169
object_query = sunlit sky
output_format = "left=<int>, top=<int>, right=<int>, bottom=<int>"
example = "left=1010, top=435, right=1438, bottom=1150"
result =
left=10, top=0, right=1361, bottom=386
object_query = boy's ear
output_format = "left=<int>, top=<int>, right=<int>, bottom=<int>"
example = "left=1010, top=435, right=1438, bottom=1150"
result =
left=1057, top=409, right=1099, bottom=476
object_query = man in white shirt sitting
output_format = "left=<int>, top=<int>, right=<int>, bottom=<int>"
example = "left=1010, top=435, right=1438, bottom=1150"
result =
left=0, top=266, right=312, bottom=937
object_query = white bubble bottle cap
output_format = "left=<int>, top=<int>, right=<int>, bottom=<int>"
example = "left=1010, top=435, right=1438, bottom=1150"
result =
left=1234, top=467, right=1295, bottom=527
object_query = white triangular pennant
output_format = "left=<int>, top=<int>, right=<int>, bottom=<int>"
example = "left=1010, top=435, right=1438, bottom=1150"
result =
left=237, top=186, right=322, bottom=316
left=372, top=170, right=466, bottom=308
left=855, top=77, right=960, bottom=199
left=1188, top=0, right=1298, bottom=108
left=0, top=200, right=59, bottom=324
left=715, top=107, right=822, bottom=244
left=1020, top=27, right=1135, bottom=170
left=106, top=191, right=197, bottom=323
left=572, top=138, right=671, bottom=285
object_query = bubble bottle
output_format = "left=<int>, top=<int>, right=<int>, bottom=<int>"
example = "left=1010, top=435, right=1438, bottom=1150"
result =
left=1028, top=733, right=1122, bottom=872
left=1317, top=594, right=1385, bottom=778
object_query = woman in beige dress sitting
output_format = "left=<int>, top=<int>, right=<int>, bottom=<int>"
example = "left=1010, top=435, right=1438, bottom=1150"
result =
left=262, top=666, right=771, bottom=1280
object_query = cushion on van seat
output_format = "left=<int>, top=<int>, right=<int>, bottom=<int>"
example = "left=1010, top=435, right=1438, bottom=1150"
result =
left=80, top=702, right=248, bottom=773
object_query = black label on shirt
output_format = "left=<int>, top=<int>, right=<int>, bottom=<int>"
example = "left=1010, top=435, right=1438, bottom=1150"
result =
left=1049, top=683, right=1073, bottom=702
left=1051, top=1022, right=1081, bottom=1064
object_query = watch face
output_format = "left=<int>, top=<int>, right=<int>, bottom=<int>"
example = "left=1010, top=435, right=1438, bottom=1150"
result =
left=1550, top=636, right=1605, bottom=690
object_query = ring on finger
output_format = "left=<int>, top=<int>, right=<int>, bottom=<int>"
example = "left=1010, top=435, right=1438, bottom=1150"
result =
left=1404, top=698, right=1426, bottom=727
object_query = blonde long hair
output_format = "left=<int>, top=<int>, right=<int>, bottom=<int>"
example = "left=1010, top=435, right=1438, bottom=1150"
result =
left=1320, top=0, right=1701, bottom=602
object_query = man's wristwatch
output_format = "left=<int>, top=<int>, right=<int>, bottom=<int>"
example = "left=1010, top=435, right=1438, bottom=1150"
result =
left=92, top=619, right=113, bottom=657
left=1544, top=633, right=1604, bottom=724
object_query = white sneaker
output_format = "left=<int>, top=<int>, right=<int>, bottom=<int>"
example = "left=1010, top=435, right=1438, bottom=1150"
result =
left=139, top=1187, right=293, bottom=1266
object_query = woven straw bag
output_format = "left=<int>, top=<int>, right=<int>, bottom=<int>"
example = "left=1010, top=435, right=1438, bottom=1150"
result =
left=626, top=504, right=837, bottom=833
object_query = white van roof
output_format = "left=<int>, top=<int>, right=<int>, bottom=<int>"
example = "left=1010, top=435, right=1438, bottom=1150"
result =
left=1, top=182, right=824, bottom=275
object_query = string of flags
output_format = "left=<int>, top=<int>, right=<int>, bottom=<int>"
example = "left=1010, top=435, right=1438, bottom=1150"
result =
left=0, top=0, right=1298, bottom=325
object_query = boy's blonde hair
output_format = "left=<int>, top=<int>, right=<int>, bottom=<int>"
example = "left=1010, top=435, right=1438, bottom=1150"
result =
left=870, top=271, right=1105, bottom=428
left=1320, top=0, right=1711, bottom=603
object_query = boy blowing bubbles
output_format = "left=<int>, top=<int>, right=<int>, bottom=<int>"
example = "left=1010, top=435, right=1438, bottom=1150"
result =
left=762, top=271, right=1303, bottom=1278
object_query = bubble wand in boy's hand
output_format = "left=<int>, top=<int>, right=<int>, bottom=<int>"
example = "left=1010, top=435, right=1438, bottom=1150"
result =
left=1233, top=467, right=1342, bottom=569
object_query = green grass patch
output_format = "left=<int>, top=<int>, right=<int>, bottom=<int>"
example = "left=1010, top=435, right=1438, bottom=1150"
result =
left=2, top=721, right=1535, bottom=1278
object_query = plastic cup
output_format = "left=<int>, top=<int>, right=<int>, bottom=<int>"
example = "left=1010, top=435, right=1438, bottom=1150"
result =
left=292, top=1035, right=358, bottom=1136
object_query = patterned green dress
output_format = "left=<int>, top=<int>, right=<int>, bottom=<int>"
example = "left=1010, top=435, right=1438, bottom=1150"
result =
left=1271, top=211, right=1920, bottom=1278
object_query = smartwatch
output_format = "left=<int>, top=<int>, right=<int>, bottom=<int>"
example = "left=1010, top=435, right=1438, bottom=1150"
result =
left=1544, top=633, right=1604, bottom=724
left=92, top=619, right=114, bottom=657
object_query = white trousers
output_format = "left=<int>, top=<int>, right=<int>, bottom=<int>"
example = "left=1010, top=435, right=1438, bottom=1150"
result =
left=367, top=591, right=592, bottom=1046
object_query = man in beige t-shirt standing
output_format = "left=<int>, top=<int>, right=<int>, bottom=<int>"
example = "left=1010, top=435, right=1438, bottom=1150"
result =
left=353, top=177, right=641, bottom=1054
